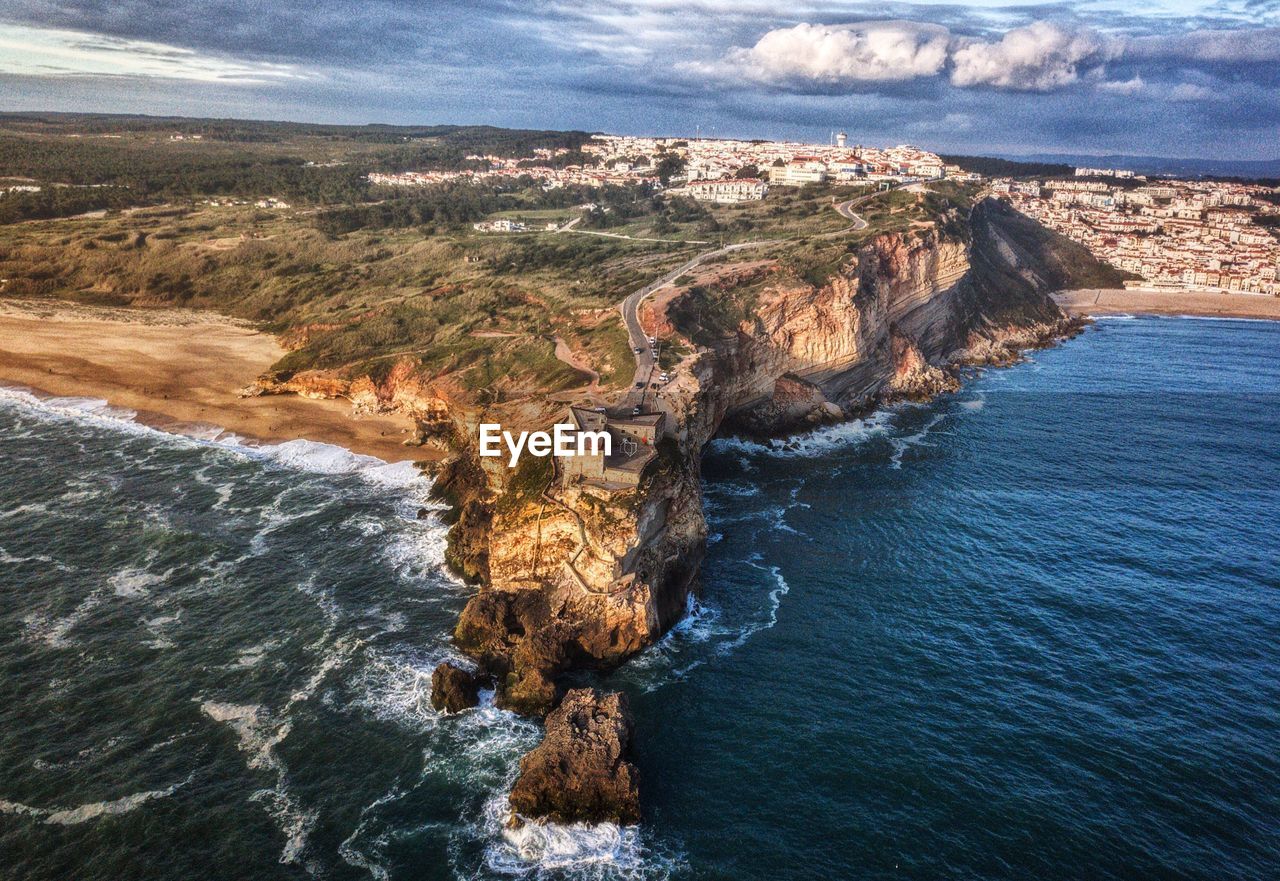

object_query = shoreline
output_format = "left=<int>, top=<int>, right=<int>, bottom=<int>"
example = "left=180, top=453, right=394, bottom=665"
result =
left=0, top=298, right=435, bottom=464
left=1053, top=288, right=1280, bottom=321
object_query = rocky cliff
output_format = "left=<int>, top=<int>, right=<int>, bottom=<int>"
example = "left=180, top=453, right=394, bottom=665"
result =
left=425, top=198, right=1095, bottom=724
left=259, top=196, right=1103, bottom=824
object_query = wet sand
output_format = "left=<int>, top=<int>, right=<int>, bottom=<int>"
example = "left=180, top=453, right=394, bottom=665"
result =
left=0, top=299, right=429, bottom=463
left=1054, top=288, right=1280, bottom=320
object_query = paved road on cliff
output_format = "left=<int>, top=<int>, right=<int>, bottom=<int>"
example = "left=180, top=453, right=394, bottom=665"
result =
left=619, top=192, right=880, bottom=409
left=832, top=198, right=870, bottom=229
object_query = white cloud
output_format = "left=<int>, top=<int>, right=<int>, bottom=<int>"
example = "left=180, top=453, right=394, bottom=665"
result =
left=713, top=20, right=1129, bottom=93
left=949, top=22, right=1119, bottom=91
left=1170, top=82, right=1213, bottom=101
left=1097, top=74, right=1145, bottom=94
left=0, top=24, right=315, bottom=84
left=1128, top=27, right=1280, bottom=63
left=722, top=21, right=951, bottom=85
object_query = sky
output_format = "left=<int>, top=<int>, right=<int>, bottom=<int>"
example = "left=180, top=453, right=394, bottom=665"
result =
left=1, top=1, right=1279, bottom=158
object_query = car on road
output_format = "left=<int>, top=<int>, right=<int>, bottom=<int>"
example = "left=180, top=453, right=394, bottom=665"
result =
left=631, top=406, right=641, bottom=416
left=647, top=336, right=656, bottom=345
left=633, top=346, right=643, bottom=354
left=635, top=382, right=644, bottom=388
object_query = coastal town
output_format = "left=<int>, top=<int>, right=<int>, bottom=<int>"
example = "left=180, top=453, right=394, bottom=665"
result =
left=367, top=133, right=963, bottom=197
left=368, top=134, right=1280, bottom=300
left=998, top=174, right=1280, bottom=295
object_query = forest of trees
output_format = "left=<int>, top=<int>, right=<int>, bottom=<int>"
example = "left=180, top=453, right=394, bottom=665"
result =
left=940, top=155, right=1075, bottom=179
left=0, top=116, right=598, bottom=223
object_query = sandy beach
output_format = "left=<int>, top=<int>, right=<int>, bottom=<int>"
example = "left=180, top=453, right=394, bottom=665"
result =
left=1054, top=288, right=1280, bottom=321
left=0, top=298, right=429, bottom=463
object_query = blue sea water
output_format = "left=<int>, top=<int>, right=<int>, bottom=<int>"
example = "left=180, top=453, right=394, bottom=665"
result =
left=1, top=316, right=1278, bottom=880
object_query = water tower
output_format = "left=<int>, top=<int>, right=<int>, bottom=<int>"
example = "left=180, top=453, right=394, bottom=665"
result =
left=836, top=131, right=847, bottom=148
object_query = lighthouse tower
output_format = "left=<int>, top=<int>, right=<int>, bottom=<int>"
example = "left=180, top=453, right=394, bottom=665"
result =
left=836, top=131, right=847, bottom=148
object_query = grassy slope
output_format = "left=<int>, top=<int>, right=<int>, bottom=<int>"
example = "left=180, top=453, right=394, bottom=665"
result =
left=0, top=123, right=1125, bottom=409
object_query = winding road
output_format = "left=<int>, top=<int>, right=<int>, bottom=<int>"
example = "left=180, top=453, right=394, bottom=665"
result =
left=832, top=197, right=870, bottom=230
left=619, top=240, right=774, bottom=409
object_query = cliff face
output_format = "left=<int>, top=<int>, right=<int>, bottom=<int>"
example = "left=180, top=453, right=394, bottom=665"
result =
left=434, top=198, right=1085, bottom=716
left=259, top=198, right=1084, bottom=721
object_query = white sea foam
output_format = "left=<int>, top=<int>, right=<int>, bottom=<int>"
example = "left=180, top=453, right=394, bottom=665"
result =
left=23, top=589, right=105, bottom=648
left=381, top=518, right=454, bottom=582
left=0, top=776, right=191, bottom=826
left=0, top=546, right=70, bottom=569
left=1173, top=314, right=1273, bottom=324
left=231, top=640, right=275, bottom=669
left=479, top=791, right=683, bottom=880
left=199, top=635, right=358, bottom=868
left=710, top=410, right=894, bottom=461
left=888, top=413, right=945, bottom=470
left=109, top=565, right=171, bottom=598
left=704, top=480, right=761, bottom=499
left=0, top=800, right=46, bottom=818
left=350, top=648, right=470, bottom=731
left=201, top=699, right=312, bottom=866
left=0, top=385, right=429, bottom=493
left=337, top=787, right=408, bottom=881
left=715, top=555, right=790, bottom=658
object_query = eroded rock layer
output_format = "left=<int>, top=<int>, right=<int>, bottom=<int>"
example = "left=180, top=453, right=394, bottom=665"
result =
left=258, top=197, right=1105, bottom=823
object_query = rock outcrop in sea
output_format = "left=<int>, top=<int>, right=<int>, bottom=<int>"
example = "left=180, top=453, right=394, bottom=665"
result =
left=507, top=688, right=641, bottom=826
left=429, top=662, right=486, bottom=714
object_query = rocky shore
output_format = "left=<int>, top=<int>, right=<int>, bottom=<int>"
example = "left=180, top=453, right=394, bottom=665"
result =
left=247, top=196, right=1112, bottom=827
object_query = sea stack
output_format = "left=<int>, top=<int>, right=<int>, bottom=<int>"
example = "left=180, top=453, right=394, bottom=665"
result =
left=508, top=688, right=641, bottom=825
left=429, top=662, right=485, bottom=713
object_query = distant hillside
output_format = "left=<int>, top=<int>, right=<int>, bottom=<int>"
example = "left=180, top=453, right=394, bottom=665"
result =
left=997, top=152, right=1280, bottom=181
left=0, top=114, right=598, bottom=223
left=0, top=112, right=595, bottom=152
left=941, top=155, right=1074, bottom=179
left=974, top=198, right=1137, bottom=293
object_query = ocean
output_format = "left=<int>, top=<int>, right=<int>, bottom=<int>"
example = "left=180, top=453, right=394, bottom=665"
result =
left=1, top=315, right=1278, bottom=880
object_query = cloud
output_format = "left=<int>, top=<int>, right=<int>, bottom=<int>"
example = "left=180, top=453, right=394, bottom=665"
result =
left=949, top=22, right=1119, bottom=91
left=0, top=2, right=1277, bottom=159
left=1170, top=82, right=1214, bottom=101
left=0, top=24, right=314, bottom=83
left=1129, top=26, right=1280, bottom=63
left=1097, top=75, right=1146, bottom=95
left=720, top=21, right=951, bottom=85
left=715, top=20, right=1125, bottom=93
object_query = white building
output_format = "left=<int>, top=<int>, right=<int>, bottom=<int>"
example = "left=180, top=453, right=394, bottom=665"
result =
left=679, top=178, right=769, bottom=203
left=473, top=219, right=526, bottom=232
left=769, top=159, right=827, bottom=185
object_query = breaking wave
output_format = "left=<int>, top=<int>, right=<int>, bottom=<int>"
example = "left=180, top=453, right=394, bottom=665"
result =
left=0, top=385, right=427, bottom=491
left=481, top=793, right=683, bottom=880
left=709, top=409, right=894, bottom=460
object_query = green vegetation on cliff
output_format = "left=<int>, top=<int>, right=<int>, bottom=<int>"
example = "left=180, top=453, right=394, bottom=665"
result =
left=0, top=119, right=1127, bottom=409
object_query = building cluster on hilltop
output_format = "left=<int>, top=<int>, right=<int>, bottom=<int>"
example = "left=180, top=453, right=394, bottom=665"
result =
left=593, top=135, right=960, bottom=195
left=367, top=134, right=963, bottom=203
left=999, top=178, right=1280, bottom=295
left=1075, top=166, right=1136, bottom=179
